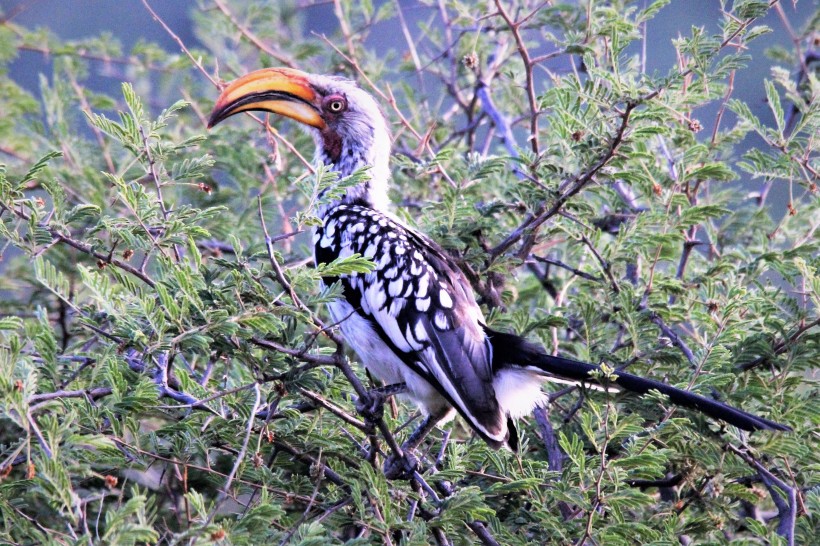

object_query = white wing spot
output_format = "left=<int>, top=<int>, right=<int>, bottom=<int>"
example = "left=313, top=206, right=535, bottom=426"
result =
left=434, top=310, right=449, bottom=330
left=417, top=275, right=429, bottom=298
left=389, top=298, right=404, bottom=316
left=416, top=297, right=430, bottom=312
left=404, top=324, right=423, bottom=350
left=377, top=252, right=392, bottom=268
left=439, top=289, right=453, bottom=309
left=413, top=320, right=428, bottom=344
left=388, top=278, right=404, bottom=297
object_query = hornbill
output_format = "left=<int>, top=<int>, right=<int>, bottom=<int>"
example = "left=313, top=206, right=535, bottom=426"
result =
left=207, top=67, right=789, bottom=455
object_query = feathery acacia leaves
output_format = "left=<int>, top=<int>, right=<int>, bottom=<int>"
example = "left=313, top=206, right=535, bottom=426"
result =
left=0, top=1, right=817, bottom=545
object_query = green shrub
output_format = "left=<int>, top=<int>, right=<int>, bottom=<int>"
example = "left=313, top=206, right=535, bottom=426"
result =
left=0, top=1, right=817, bottom=544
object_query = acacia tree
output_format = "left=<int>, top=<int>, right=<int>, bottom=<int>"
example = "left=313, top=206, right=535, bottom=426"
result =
left=0, top=1, right=817, bottom=544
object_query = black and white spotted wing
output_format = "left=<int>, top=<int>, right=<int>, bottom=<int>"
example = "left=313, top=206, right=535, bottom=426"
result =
left=313, top=204, right=508, bottom=445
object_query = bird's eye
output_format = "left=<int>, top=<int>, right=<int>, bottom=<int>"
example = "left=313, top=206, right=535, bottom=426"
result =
left=324, top=95, right=347, bottom=113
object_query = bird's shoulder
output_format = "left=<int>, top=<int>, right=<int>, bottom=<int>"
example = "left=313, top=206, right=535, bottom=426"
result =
left=314, top=204, right=484, bottom=345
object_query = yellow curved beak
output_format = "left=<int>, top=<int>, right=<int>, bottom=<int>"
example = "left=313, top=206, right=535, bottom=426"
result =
left=207, top=67, right=326, bottom=130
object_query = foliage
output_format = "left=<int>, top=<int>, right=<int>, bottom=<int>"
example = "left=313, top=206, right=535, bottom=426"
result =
left=0, top=1, right=818, bottom=544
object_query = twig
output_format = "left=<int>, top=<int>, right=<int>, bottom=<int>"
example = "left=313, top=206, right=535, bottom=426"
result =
left=645, top=309, right=697, bottom=366
left=533, top=406, right=573, bottom=520
left=530, top=255, right=602, bottom=282
left=493, top=0, right=540, bottom=156
left=490, top=103, right=636, bottom=260
left=277, top=456, right=325, bottom=546
left=297, top=387, right=368, bottom=431
left=727, top=445, right=798, bottom=545
left=258, top=197, right=306, bottom=312
left=475, top=82, right=524, bottom=179
left=250, top=337, right=339, bottom=367
left=139, top=124, right=181, bottom=262
left=26, top=413, right=53, bottom=459
left=0, top=201, right=156, bottom=287
left=29, top=387, right=113, bottom=409
left=212, top=0, right=295, bottom=67
left=738, top=316, right=820, bottom=371
left=212, top=383, right=262, bottom=515
left=140, top=0, right=218, bottom=87
left=67, top=71, right=115, bottom=173
left=578, top=232, right=619, bottom=293
left=467, top=521, right=501, bottom=546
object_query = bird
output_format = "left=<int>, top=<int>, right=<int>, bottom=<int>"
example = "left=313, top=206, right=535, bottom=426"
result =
left=207, top=67, right=790, bottom=454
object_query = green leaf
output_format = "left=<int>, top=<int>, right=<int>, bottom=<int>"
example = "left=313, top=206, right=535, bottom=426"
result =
left=0, top=316, right=23, bottom=331
left=315, top=254, right=375, bottom=277
left=17, top=151, right=62, bottom=188
left=765, top=79, right=785, bottom=137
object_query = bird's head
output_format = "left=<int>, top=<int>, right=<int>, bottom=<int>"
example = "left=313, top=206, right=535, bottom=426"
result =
left=208, top=67, right=391, bottom=210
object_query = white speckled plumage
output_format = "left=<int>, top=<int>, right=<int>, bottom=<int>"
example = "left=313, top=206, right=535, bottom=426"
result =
left=292, top=75, right=569, bottom=446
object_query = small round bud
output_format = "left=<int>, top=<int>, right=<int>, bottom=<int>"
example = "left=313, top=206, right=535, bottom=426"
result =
left=462, top=52, right=479, bottom=70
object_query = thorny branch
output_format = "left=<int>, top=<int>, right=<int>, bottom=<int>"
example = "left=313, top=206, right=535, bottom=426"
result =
left=493, top=0, right=541, bottom=157
left=0, top=200, right=157, bottom=288
left=489, top=102, right=636, bottom=260
left=1, top=1, right=809, bottom=544
left=738, top=316, right=820, bottom=371
left=727, top=445, right=799, bottom=546
left=212, top=0, right=295, bottom=67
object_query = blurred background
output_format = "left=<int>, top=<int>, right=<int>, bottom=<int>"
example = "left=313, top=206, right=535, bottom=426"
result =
left=0, top=0, right=813, bottom=213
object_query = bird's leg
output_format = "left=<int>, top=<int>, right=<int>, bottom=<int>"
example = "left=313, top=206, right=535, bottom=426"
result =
left=401, top=411, right=445, bottom=453
left=354, top=382, right=407, bottom=423
left=383, top=407, right=450, bottom=480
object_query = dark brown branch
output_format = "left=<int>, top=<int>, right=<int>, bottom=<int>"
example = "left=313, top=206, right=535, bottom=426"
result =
left=727, top=445, right=798, bottom=545
left=529, top=252, right=607, bottom=291
left=493, top=0, right=540, bottom=156
left=0, top=201, right=156, bottom=288
left=490, top=103, right=636, bottom=260
left=738, top=316, right=820, bottom=371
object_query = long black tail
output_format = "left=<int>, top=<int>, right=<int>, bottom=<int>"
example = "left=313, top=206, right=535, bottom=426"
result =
left=486, top=328, right=790, bottom=432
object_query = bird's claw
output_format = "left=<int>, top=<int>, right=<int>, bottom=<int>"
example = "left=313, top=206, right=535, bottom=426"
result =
left=355, top=392, right=386, bottom=423
left=383, top=451, right=419, bottom=480
left=355, top=383, right=406, bottom=423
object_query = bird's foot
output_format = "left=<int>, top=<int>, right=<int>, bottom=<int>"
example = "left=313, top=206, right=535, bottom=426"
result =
left=355, top=383, right=406, bottom=423
left=382, top=450, right=419, bottom=480
left=355, top=393, right=384, bottom=423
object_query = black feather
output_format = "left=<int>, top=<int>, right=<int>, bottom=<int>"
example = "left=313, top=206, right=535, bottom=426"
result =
left=486, top=328, right=791, bottom=432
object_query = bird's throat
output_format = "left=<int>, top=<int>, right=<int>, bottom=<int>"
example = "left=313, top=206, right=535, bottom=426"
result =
left=315, top=132, right=390, bottom=216
left=319, top=130, right=343, bottom=165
